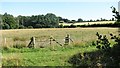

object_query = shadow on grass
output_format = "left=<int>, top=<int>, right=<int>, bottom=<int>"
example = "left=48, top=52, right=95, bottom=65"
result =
left=68, top=48, right=120, bottom=67
left=68, top=50, right=103, bottom=67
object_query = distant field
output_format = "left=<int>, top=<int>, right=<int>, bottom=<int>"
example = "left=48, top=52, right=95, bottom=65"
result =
left=1, top=27, right=118, bottom=47
left=1, top=28, right=118, bottom=66
left=59, top=21, right=115, bottom=26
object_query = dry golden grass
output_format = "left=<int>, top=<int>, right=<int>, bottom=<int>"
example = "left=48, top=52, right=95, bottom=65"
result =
left=1, top=28, right=118, bottom=47
left=1, top=27, right=119, bottom=66
left=59, top=21, right=115, bottom=26
left=2, top=53, right=22, bottom=66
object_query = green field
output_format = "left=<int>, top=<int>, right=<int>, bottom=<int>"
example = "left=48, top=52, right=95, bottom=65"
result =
left=59, top=21, right=115, bottom=26
left=1, top=28, right=118, bottom=66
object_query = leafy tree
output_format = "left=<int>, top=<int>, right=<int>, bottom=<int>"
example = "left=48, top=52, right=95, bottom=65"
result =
left=2, top=13, right=18, bottom=29
left=19, top=25, right=24, bottom=29
left=96, top=19, right=100, bottom=21
left=77, top=18, right=83, bottom=22
left=0, top=14, right=2, bottom=29
left=71, top=20, right=76, bottom=23
left=112, top=18, right=115, bottom=21
left=34, top=24, right=42, bottom=28
left=111, top=6, right=120, bottom=23
left=63, top=18, right=70, bottom=23
left=58, top=16, right=63, bottom=21
left=28, top=26, right=33, bottom=29
left=45, top=13, right=59, bottom=28
left=3, top=23, right=10, bottom=29
left=17, top=15, right=24, bottom=26
left=90, top=19, right=93, bottom=22
left=17, top=13, right=59, bottom=28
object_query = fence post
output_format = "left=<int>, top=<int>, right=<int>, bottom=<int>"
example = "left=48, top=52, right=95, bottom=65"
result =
left=33, top=37, right=35, bottom=46
left=50, top=36, right=52, bottom=46
left=4, top=38, right=6, bottom=45
left=28, top=37, right=35, bottom=48
left=64, top=34, right=70, bottom=45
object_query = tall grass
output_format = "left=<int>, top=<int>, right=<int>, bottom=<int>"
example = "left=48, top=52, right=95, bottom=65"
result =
left=2, top=44, right=97, bottom=66
left=2, top=28, right=118, bottom=66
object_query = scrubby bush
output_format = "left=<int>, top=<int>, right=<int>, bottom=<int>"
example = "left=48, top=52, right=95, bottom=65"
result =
left=95, top=32, right=111, bottom=52
left=19, top=25, right=24, bottom=29
left=28, top=26, right=33, bottom=29
left=2, top=46, right=10, bottom=51
left=2, top=23, right=10, bottom=29
left=13, top=44, right=26, bottom=49
left=58, top=24, right=64, bottom=28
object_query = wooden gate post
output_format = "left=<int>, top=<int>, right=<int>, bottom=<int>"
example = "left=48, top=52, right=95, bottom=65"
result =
left=4, top=38, right=6, bottom=45
left=28, top=37, right=35, bottom=48
left=33, top=37, right=35, bottom=46
left=50, top=36, right=52, bottom=46
left=64, top=34, right=70, bottom=45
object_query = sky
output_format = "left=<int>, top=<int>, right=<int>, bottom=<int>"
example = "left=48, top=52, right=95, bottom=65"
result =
left=0, top=1, right=119, bottom=20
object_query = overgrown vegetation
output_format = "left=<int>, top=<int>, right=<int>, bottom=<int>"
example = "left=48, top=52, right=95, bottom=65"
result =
left=67, top=6, right=120, bottom=67
left=68, top=32, right=120, bottom=67
left=95, top=32, right=111, bottom=52
left=2, top=28, right=117, bottom=66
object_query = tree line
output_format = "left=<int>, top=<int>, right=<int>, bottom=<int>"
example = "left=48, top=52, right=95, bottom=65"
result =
left=0, top=13, right=59, bottom=29
left=0, top=12, right=115, bottom=29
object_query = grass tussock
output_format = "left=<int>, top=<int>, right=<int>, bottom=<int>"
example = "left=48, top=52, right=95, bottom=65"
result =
left=13, top=37, right=27, bottom=41
left=2, top=54, right=22, bottom=66
left=13, top=43, right=26, bottom=49
left=2, top=45, right=10, bottom=51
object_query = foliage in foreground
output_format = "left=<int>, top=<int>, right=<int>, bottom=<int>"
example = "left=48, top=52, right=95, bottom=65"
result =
left=68, top=32, right=120, bottom=67
left=68, top=6, right=120, bottom=67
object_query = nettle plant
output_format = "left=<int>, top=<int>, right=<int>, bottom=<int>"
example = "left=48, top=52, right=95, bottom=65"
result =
left=95, top=6, right=120, bottom=53
left=110, top=33, right=120, bottom=45
left=95, top=32, right=120, bottom=51
left=95, top=32, right=111, bottom=52
left=110, top=6, right=120, bottom=47
left=111, top=6, right=120, bottom=22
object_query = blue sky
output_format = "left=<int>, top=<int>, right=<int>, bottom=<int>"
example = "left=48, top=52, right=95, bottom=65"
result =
left=1, top=2, right=118, bottom=20
left=0, top=0, right=119, bottom=2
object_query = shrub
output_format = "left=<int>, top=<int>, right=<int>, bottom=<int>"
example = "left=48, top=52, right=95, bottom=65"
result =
left=19, top=25, right=24, bottom=29
left=13, top=44, right=26, bottom=49
left=94, top=32, right=120, bottom=66
left=59, top=24, right=63, bottom=28
left=70, top=24, right=77, bottom=28
left=2, top=46, right=10, bottom=51
left=95, top=32, right=111, bottom=52
left=3, top=23, right=10, bottom=29
left=28, top=26, right=33, bottom=28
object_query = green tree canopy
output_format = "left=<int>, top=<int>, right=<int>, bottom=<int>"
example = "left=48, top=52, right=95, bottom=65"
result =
left=2, top=13, right=18, bottom=29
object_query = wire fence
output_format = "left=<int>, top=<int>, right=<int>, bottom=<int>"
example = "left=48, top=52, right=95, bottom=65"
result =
left=2, top=30, right=118, bottom=48
left=2, top=34, right=74, bottom=48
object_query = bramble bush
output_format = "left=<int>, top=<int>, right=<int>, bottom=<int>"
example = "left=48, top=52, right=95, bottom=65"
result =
left=94, top=6, right=120, bottom=66
left=68, top=6, right=120, bottom=67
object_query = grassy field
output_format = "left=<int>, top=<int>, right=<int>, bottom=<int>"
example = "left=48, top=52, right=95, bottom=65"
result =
left=59, top=21, right=115, bottom=26
left=1, top=27, right=118, bottom=66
